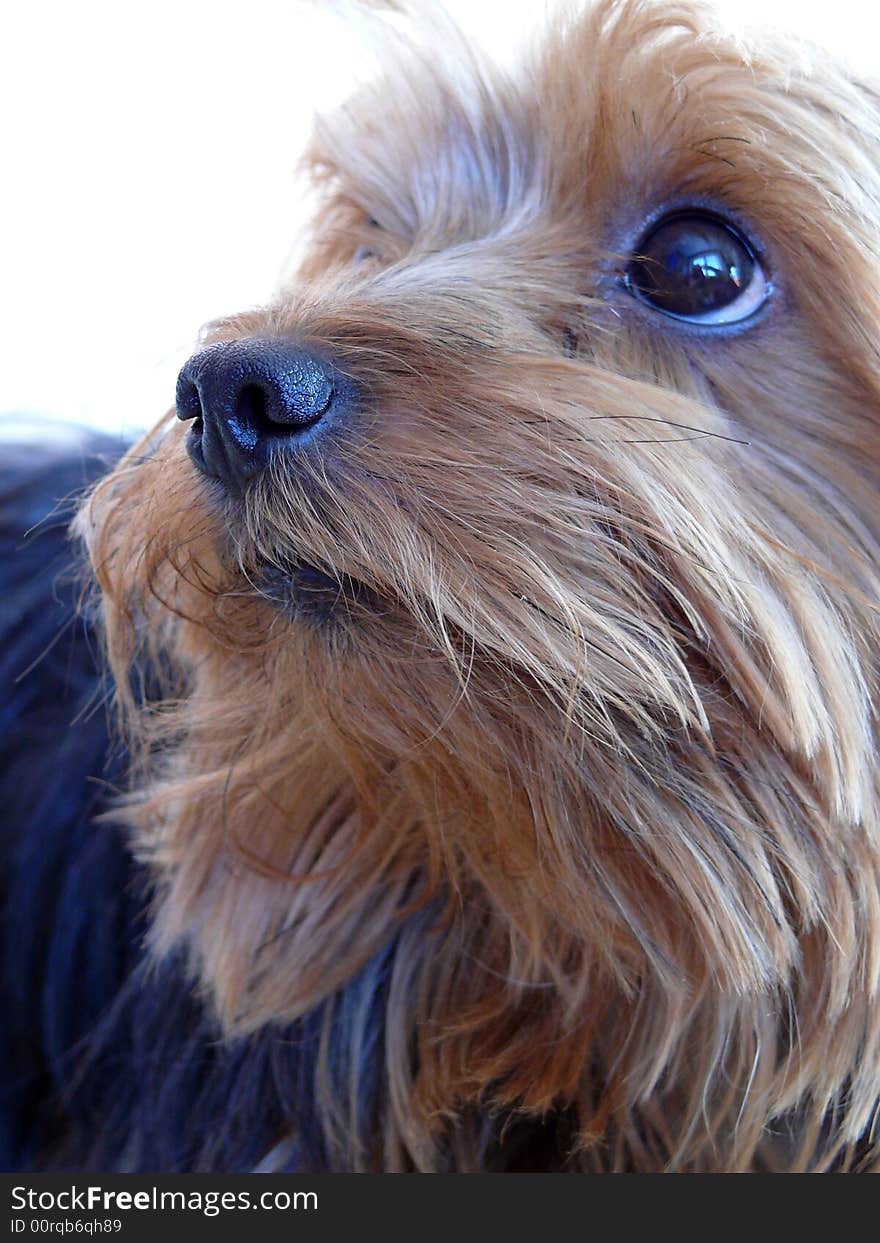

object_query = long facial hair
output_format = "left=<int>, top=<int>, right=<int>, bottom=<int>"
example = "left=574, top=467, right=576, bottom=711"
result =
left=77, top=0, right=880, bottom=1170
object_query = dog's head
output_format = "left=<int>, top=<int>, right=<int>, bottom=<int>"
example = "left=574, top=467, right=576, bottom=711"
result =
left=79, top=0, right=880, bottom=1168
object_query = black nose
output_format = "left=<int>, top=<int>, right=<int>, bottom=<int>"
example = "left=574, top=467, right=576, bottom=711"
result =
left=176, top=339, right=341, bottom=491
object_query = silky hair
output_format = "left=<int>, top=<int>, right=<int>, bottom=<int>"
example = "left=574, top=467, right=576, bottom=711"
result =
left=78, top=0, right=880, bottom=1170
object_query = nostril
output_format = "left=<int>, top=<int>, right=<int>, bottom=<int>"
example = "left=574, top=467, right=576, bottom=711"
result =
left=234, top=383, right=270, bottom=439
left=176, top=377, right=203, bottom=422
left=231, top=381, right=327, bottom=444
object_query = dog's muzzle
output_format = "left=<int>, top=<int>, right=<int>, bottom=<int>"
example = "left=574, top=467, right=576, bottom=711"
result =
left=176, top=338, right=348, bottom=492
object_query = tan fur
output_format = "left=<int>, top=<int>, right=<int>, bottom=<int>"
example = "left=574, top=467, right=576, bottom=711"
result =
left=77, top=0, right=880, bottom=1170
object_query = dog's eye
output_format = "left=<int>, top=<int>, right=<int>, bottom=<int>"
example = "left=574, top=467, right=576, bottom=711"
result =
left=353, top=216, right=382, bottom=265
left=625, top=211, right=769, bottom=325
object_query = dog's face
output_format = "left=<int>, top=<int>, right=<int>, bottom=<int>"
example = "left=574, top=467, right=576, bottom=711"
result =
left=80, top=0, right=880, bottom=1167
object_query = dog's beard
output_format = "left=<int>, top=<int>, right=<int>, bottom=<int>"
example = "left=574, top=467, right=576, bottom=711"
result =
left=80, top=346, right=875, bottom=991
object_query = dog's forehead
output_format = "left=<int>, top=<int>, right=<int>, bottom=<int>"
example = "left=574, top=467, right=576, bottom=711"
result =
left=308, top=43, right=534, bottom=243
left=306, top=3, right=877, bottom=261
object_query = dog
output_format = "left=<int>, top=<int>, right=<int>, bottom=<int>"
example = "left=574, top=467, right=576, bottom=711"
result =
left=3, top=0, right=880, bottom=1172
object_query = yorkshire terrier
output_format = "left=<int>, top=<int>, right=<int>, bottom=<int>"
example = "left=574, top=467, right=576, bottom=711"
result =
left=3, top=0, right=880, bottom=1172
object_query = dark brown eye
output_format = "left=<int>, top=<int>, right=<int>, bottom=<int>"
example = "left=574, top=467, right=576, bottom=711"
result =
left=354, top=217, right=382, bottom=265
left=626, top=211, right=769, bottom=325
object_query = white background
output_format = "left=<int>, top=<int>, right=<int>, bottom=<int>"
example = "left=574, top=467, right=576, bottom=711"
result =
left=3, top=0, right=878, bottom=439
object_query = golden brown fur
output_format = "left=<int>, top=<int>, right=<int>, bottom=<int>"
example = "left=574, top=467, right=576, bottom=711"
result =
left=77, top=0, right=880, bottom=1170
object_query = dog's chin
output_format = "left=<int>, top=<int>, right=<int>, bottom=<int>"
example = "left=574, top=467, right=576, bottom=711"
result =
left=256, top=560, right=384, bottom=627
